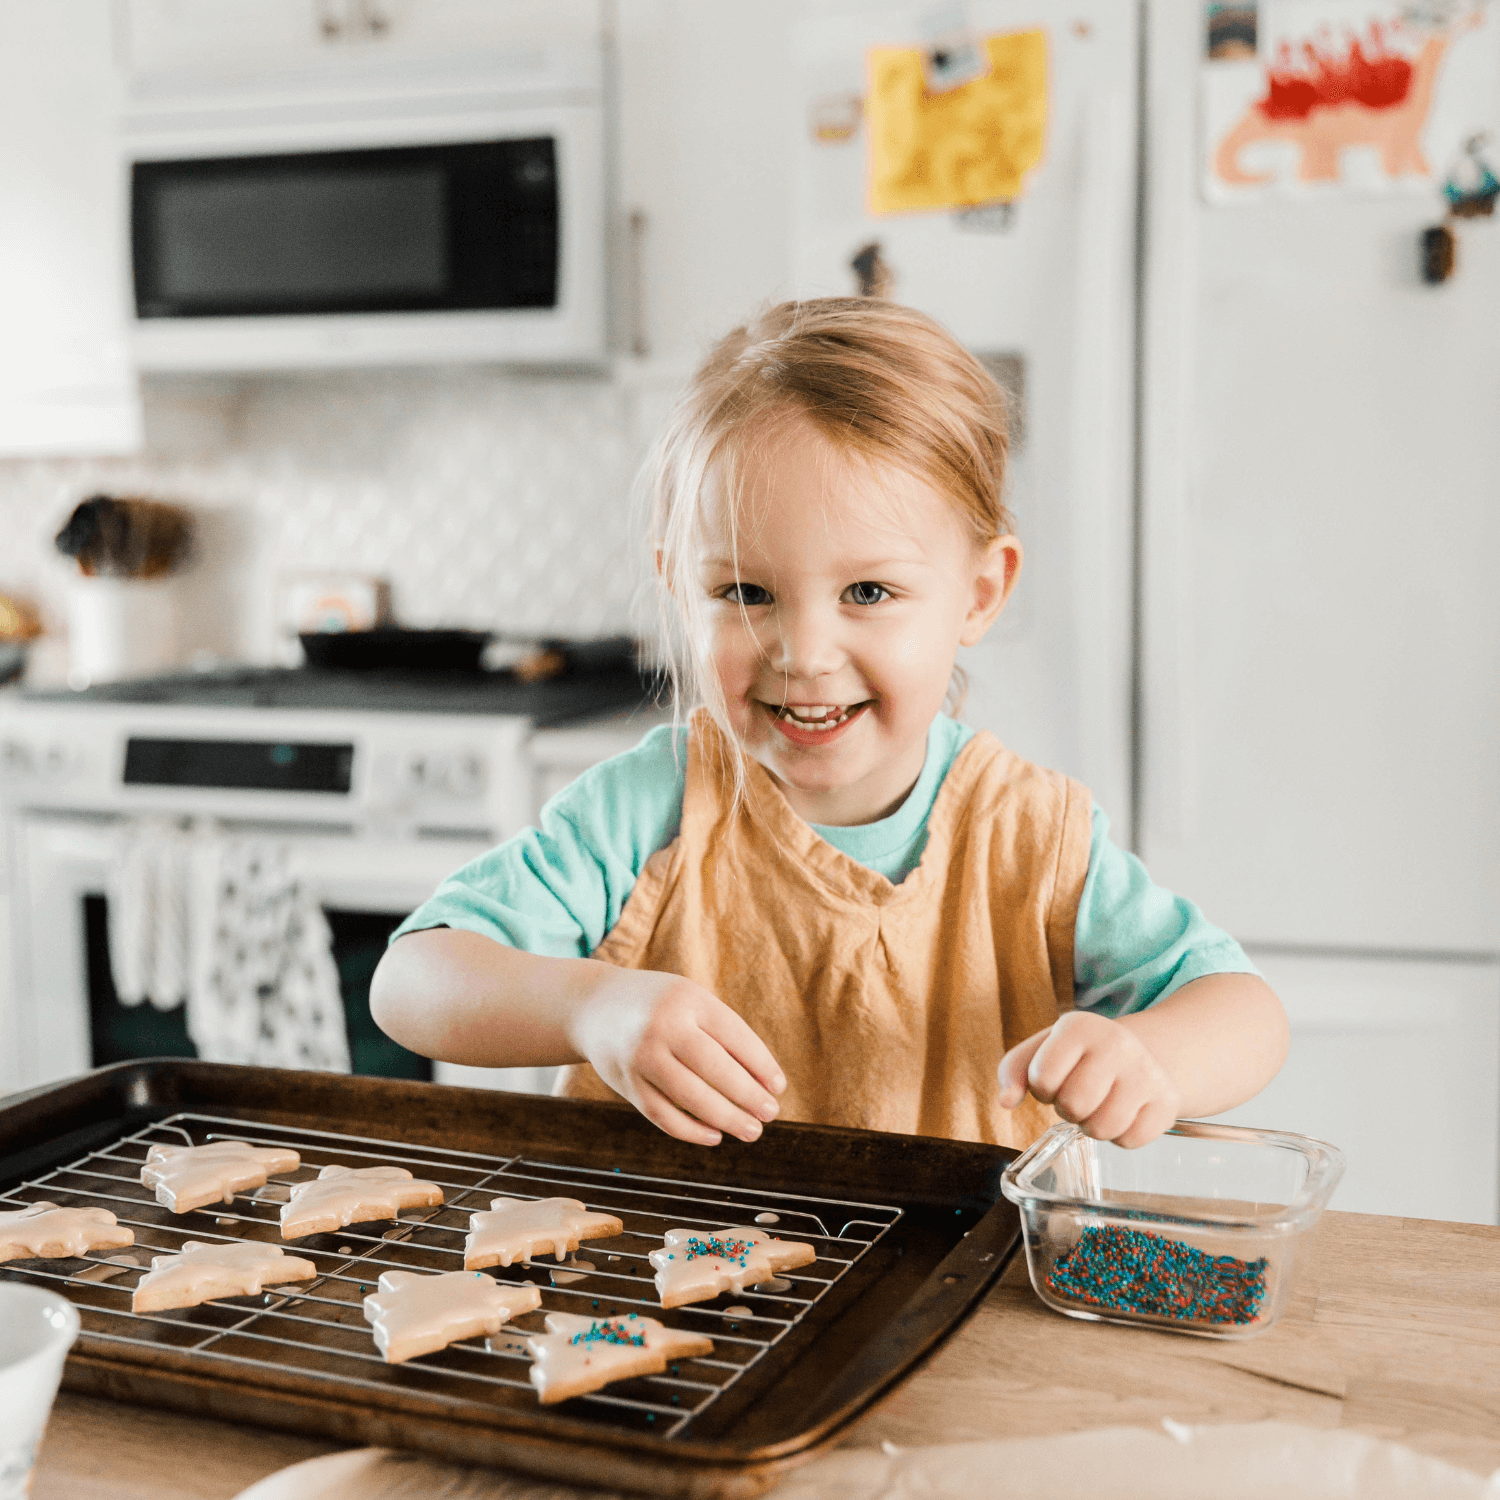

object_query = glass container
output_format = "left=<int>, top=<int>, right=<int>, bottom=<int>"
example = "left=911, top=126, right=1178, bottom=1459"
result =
left=1000, top=1120, right=1344, bottom=1340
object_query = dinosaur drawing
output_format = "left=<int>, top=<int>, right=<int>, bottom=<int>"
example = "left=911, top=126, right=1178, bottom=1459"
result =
left=1213, top=11, right=1480, bottom=187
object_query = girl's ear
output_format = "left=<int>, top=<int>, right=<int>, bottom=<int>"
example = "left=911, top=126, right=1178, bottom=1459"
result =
left=960, top=535, right=1022, bottom=647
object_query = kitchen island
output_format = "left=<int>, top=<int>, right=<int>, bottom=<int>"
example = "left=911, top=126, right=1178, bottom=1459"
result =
left=31, top=1208, right=1500, bottom=1497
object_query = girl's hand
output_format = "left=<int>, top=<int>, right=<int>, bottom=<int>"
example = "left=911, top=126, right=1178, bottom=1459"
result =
left=568, top=968, right=786, bottom=1147
left=996, top=1011, right=1182, bottom=1149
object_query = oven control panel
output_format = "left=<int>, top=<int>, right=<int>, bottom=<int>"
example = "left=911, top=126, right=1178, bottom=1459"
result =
left=0, top=704, right=531, bottom=840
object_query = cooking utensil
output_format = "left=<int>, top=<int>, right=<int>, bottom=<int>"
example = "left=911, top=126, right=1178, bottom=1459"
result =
left=54, top=495, right=192, bottom=580
left=0, top=1061, right=1021, bottom=1498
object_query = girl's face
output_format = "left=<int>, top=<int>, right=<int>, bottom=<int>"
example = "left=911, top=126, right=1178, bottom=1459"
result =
left=696, top=417, right=1020, bottom=827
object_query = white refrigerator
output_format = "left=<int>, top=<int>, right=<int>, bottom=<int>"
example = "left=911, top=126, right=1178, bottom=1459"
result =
left=793, top=0, right=1500, bottom=1222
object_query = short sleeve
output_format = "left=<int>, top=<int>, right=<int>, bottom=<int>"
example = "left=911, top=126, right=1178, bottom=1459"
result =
left=389, top=723, right=687, bottom=958
left=1073, top=805, right=1259, bottom=1016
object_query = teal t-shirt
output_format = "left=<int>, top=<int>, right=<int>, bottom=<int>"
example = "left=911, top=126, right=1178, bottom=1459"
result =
left=393, top=715, right=1256, bottom=1015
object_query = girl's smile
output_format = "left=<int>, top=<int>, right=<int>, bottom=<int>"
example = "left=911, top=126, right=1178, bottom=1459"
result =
left=697, top=417, right=1020, bottom=827
left=763, top=698, right=873, bottom=746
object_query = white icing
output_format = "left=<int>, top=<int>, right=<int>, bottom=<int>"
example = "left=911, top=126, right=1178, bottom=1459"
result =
left=649, top=1226, right=817, bottom=1308
left=132, top=1240, right=316, bottom=1312
left=362, top=1269, right=542, bottom=1364
left=526, top=1311, right=714, bottom=1404
left=464, top=1197, right=622, bottom=1270
left=280, top=1165, right=442, bottom=1240
left=0, top=1203, right=134, bottom=1262
left=140, top=1142, right=301, bottom=1213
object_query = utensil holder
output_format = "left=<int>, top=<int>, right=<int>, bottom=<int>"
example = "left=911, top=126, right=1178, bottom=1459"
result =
left=66, top=575, right=180, bottom=686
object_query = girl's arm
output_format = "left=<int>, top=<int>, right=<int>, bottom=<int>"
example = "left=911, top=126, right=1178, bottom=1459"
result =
left=370, top=929, right=785, bottom=1147
left=996, top=972, right=1288, bottom=1148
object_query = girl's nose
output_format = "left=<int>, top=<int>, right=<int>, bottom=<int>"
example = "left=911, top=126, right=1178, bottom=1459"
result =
left=768, top=608, right=844, bottom=681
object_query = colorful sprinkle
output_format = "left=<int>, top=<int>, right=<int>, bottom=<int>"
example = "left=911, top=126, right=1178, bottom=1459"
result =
left=569, top=1318, right=646, bottom=1348
left=1046, top=1225, right=1268, bottom=1326
left=684, top=1235, right=753, bottom=1265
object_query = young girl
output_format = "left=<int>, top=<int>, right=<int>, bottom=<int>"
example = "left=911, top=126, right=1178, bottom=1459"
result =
left=371, top=298, right=1287, bottom=1152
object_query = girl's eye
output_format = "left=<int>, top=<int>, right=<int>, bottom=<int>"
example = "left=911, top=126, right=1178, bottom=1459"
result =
left=720, top=583, right=772, bottom=607
left=844, top=581, right=891, bottom=606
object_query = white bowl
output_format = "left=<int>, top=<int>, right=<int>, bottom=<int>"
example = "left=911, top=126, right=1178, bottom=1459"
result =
left=0, top=1284, right=80, bottom=1497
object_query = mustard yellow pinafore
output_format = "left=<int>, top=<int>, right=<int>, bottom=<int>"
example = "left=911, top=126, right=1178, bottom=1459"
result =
left=556, top=714, right=1092, bottom=1149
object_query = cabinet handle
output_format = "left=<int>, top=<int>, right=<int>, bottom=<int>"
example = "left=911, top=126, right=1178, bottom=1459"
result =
left=318, top=1, right=388, bottom=42
left=628, top=209, right=650, bottom=358
left=317, top=0, right=345, bottom=40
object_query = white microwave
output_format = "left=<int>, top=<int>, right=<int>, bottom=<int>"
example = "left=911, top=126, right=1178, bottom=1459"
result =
left=121, top=45, right=607, bottom=371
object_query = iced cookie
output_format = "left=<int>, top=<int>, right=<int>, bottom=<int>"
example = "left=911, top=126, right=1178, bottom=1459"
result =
left=649, top=1226, right=816, bottom=1308
left=464, top=1197, right=623, bottom=1270
left=362, top=1269, right=542, bottom=1364
left=527, top=1311, right=713, bottom=1404
left=141, top=1141, right=301, bottom=1213
left=132, top=1239, right=317, bottom=1312
left=280, top=1165, right=443, bottom=1240
left=0, top=1203, right=134, bottom=1262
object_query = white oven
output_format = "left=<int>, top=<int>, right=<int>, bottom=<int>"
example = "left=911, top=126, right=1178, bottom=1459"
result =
left=0, top=701, right=546, bottom=1095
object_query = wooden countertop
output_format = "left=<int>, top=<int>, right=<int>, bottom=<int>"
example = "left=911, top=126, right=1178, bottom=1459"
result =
left=32, top=1209, right=1500, bottom=1499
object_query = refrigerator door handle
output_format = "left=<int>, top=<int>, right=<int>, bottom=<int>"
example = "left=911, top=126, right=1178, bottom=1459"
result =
left=1139, top=0, right=1202, bottom=853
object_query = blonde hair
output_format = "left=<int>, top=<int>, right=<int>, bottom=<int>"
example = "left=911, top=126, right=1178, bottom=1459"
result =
left=642, top=296, right=1013, bottom=750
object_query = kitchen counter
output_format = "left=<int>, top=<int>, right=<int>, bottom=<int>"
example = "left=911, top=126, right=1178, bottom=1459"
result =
left=31, top=1208, right=1500, bottom=1497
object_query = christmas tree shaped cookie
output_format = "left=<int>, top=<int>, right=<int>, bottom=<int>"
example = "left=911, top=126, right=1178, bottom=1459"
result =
left=281, top=1165, right=443, bottom=1240
left=141, top=1141, right=301, bottom=1213
left=362, top=1269, right=542, bottom=1363
left=526, top=1311, right=713, bottom=1404
left=132, top=1239, right=317, bottom=1312
left=649, top=1226, right=816, bottom=1308
left=464, top=1196, right=623, bottom=1270
left=0, top=1203, right=134, bottom=1262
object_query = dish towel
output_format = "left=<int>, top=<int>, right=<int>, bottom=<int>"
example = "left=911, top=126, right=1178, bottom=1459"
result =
left=108, top=822, right=351, bottom=1072
left=107, top=817, right=191, bottom=1011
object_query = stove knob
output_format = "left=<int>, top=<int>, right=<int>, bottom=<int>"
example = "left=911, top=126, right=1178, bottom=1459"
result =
left=447, top=753, right=486, bottom=801
left=406, top=753, right=429, bottom=789
left=42, top=741, right=71, bottom=777
left=0, top=737, right=33, bottom=778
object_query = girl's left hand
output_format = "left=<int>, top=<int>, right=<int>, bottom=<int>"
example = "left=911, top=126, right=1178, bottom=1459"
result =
left=996, top=1011, right=1182, bottom=1149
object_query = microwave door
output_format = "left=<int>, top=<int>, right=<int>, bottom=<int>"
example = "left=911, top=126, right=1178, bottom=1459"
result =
left=131, top=137, right=559, bottom=321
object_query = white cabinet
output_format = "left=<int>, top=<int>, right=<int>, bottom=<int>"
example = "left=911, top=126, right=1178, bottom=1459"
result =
left=120, top=0, right=604, bottom=79
left=0, top=0, right=141, bottom=455
left=1214, top=951, right=1500, bottom=1225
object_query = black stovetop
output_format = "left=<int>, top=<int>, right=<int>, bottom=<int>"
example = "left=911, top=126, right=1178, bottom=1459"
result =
left=22, top=664, right=660, bottom=726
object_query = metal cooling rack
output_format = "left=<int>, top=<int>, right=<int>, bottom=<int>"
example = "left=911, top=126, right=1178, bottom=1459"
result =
left=0, top=1112, right=902, bottom=1439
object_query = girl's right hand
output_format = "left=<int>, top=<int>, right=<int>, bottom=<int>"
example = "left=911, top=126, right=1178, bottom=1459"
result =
left=568, top=968, right=786, bottom=1147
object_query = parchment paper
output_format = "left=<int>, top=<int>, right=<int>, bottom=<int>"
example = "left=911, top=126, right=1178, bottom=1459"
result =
left=234, top=1420, right=1500, bottom=1500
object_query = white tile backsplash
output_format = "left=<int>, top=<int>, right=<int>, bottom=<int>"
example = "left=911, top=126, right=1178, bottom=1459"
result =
left=0, top=366, right=670, bottom=679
